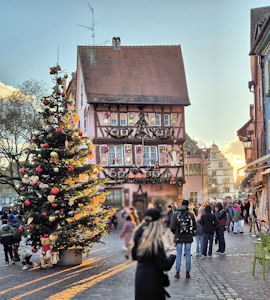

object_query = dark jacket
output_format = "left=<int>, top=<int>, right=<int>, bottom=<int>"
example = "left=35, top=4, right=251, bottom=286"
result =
left=226, top=206, right=234, bottom=220
left=199, top=205, right=218, bottom=234
left=165, top=210, right=173, bottom=228
left=215, top=203, right=227, bottom=229
left=170, top=205, right=196, bottom=244
left=132, top=226, right=176, bottom=300
left=8, top=214, right=20, bottom=228
left=196, top=221, right=204, bottom=235
left=0, top=224, right=16, bottom=245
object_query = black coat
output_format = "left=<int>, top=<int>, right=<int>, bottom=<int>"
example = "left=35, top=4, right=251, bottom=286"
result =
left=199, top=213, right=218, bottom=234
left=170, top=206, right=196, bottom=244
left=132, top=226, right=176, bottom=300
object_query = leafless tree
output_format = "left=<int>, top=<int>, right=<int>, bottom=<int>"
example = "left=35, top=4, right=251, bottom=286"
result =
left=0, top=80, right=47, bottom=193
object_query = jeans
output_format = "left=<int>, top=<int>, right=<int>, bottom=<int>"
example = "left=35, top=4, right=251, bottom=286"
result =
left=176, top=243, right=191, bottom=272
left=233, top=220, right=244, bottom=233
left=3, top=245, right=13, bottom=263
left=227, top=218, right=233, bottom=232
left=216, top=227, right=226, bottom=253
left=195, top=235, right=203, bottom=254
left=202, top=233, right=214, bottom=256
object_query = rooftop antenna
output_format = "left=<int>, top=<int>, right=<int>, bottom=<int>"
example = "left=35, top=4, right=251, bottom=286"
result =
left=77, top=2, right=97, bottom=45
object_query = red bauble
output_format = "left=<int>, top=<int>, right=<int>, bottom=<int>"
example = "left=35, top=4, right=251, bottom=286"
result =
left=79, top=131, right=83, bottom=136
left=25, top=150, right=28, bottom=154
left=25, top=200, right=31, bottom=206
left=82, top=198, right=86, bottom=202
left=68, top=167, right=74, bottom=172
left=32, top=248, right=38, bottom=253
left=32, top=159, right=35, bottom=162
left=42, top=212, right=47, bottom=216
left=50, top=71, right=54, bottom=75
left=20, top=168, right=25, bottom=174
left=56, top=128, right=62, bottom=133
left=22, top=187, right=26, bottom=191
left=88, top=150, right=92, bottom=155
left=33, top=138, right=36, bottom=141
left=51, top=187, right=60, bottom=195
left=28, top=225, right=34, bottom=230
left=19, top=226, right=24, bottom=232
left=37, top=182, right=41, bottom=185
left=62, top=93, right=66, bottom=97
left=60, top=209, right=64, bottom=212
left=32, top=183, right=35, bottom=186
left=44, top=143, right=49, bottom=148
left=43, top=99, right=50, bottom=105
left=36, top=167, right=43, bottom=173
left=91, top=234, right=94, bottom=237
left=52, top=203, right=57, bottom=207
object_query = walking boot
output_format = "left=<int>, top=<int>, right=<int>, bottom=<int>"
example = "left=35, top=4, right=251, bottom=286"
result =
left=186, top=272, right=190, bottom=279
left=175, top=272, right=180, bottom=279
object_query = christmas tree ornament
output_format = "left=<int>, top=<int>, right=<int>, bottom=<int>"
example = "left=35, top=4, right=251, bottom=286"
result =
left=51, top=187, right=60, bottom=195
left=68, top=211, right=74, bottom=216
left=68, top=198, right=75, bottom=206
left=49, top=216, right=56, bottom=222
left=47, top=195, right=55, bottom=203
left=20, top=168, right=26, bottom=174
left=15, top=184, right=20, bottom=189
left=49, top=234, right=58, bottom=241
left=43, top=99, right=50, bottom=105
left=68, top=167, right=74, bottom=172
left=50, top=151, right=59, bottom=164
left=22, top=175, right=30, bottom=184
left=25, top=150, right=28, bottom=154
left=36, top=167, right=43, bottom=173
left=44, top=143, right=49, bottom=148
left=32, top=248, right=38, bottom=253
left=56, top=128, right=62, bottom=133
left=19, top=226, right=24, bottom=232
left=25, top=200, right=31, bottom=206
left=52, top=203, right=57, bottom=207
left=30, top=175, right=39, bottom=184
left=42, top=212, right=48, bottom=216
left=27, top=217, right=33, bottom=225
left=53, top=167, right=60, bottom=173
left=79, top=131, right=83, bottom=136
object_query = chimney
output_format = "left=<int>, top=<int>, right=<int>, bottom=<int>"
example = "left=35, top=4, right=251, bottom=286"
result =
left=112, top=36, right=121, bottom=50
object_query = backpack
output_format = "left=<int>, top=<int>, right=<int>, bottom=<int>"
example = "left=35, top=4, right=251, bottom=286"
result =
left=177, top=212, right=193, bottom=234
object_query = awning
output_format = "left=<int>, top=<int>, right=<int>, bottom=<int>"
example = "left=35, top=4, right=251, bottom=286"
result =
left=238, top=153, right=270, bottom=172
left=262, top=168, right=270, bottom=175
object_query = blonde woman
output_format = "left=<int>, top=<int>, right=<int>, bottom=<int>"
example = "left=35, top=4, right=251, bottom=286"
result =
left=132, top=209, right=176, bottom=300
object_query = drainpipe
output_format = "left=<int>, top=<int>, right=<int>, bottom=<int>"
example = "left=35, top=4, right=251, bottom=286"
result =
left=260, top=55, right=266, bottom=156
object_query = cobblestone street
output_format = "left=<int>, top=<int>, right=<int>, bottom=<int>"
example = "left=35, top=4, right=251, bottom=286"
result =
left=0, top=226, right=269, bottom=299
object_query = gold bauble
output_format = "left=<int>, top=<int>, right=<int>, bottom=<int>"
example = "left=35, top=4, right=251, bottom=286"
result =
left=50, top=151, right=59, bottom=158
left=49, top=216, right=56, bottom=222
left=53, top=167, right=60, bottom=173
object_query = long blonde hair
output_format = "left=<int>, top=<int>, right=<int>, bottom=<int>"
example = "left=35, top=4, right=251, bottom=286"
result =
left=136, top=216, right=164, bottom=257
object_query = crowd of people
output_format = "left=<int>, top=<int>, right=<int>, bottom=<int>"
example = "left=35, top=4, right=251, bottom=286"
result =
left=118, top=199, right=253, bottom=300
left=0, top=207, right=37, bottom=269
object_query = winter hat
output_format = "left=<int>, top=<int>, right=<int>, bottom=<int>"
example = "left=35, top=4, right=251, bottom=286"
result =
left=234, top=204, right=240, bottom=211
left=144, top=209, right=161, bottom=222
left=205, top=205, right=212, bottom=214
left=182, top=200, right=189, bottom=206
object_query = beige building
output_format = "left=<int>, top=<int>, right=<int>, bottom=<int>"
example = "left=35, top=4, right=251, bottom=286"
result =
left=208, top=144, right=235, bottom=202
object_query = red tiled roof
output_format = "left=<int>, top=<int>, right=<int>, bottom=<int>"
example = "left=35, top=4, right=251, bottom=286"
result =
left=78, top=45, right=190, bottom=106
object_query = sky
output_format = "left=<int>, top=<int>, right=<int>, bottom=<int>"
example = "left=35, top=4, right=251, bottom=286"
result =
left=1, top=0, right=269, bottom=174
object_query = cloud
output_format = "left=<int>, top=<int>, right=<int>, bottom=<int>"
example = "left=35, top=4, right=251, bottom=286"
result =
left=0, top=81, right=18, bottom=97
left=221, top=138, right=245, bottom=179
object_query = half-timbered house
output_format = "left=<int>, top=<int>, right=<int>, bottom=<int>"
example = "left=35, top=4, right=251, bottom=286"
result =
left=74, top=38, right=190, bottom=217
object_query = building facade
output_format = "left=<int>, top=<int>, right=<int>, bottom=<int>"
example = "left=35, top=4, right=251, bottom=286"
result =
left=208, top=144, right=235, bottom=202
left=73, top=38, right=190, bottom=218
left=183, top=135, right=209, bottom=204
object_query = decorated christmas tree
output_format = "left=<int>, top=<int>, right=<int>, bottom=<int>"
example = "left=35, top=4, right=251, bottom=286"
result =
left=17, top=65, right=110, bottom=253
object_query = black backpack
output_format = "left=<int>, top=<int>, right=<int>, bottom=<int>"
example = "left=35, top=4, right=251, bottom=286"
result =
left=177, top=211, right=193, bottom=234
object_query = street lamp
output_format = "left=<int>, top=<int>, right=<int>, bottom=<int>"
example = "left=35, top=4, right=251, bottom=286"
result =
left=242, top=137, right=252, bottom=149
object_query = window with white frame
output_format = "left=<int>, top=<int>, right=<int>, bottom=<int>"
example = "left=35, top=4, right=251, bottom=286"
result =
left=143, top=146, right=158, bottom=166
left=155, top=114, right=161, bottom=126
left=190, top=192, right=198, bottom=203
left=164, top=114, right=171, bottom=126
left=120, top=113, right=127, bottom=126
left=110, top=113, right=118, bottom=126
left=108, top=146, right=124, bottom=166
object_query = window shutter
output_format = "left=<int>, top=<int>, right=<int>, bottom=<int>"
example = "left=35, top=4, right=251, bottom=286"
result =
left=158, top=145, right=166, bottom=166
left=99, top=145, right=108, bottom=166
left=124, top=144, right=133, bottom=165
left=171, top=113, right=177, bottom=126
left=149, top=113, right=155, bottom=126
left=135, top=145, right=143, bottom=166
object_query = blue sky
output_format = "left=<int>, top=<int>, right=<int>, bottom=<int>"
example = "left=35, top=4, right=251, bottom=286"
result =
left=1, top=0, right=270, bottom=148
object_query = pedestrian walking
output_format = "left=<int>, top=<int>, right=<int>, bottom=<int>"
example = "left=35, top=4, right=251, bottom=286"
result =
left=226, top=202, right=234, bottom=233
left=215, top=203, right=226, bottom=255
left=199, top=205, right=218, bottom=256
left=132, top=209, right=176, bottom=300
left=129, top=206, right=140, bottom=226
left=170, top=200, right=196, bottom=279
left=18, top=245, right=38, bottom=270
left=195, top=210, right=204, bottom=256
left=233, top=204, right=244, bottom=234
left=164, top=205, right=174, bottom=250
left=119, top=215, right=136, bottom=259
left=0, top=220, right=16, bottom=266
